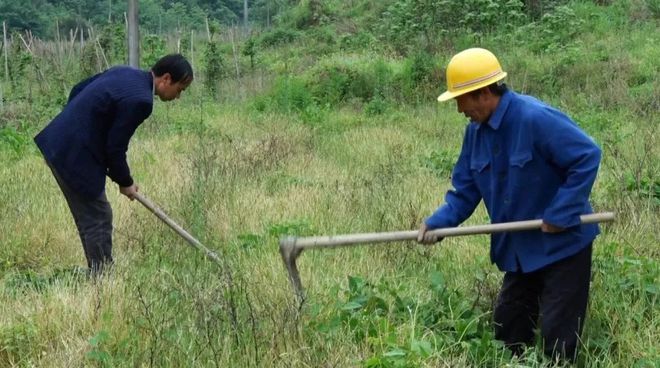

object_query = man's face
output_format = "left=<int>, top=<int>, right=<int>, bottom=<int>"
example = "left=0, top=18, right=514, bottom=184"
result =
left=455, top=92, right=491, bottom=123
left=157, top=74, right=192, bottom=101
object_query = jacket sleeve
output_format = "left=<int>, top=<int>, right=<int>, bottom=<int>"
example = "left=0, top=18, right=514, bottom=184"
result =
left=425, top=126, right=483, bottom=229
left=105, top=98, right=152, bottom=187
left=536, top=109, right=601, bottom=228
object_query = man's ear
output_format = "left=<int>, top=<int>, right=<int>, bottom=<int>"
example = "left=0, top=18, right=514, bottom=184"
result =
left=162, top=72, right=173, bottom=84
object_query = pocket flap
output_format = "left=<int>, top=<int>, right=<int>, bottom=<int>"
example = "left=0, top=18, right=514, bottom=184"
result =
left=509, top=151, right=533, bottom=167
left=470, top=158, right=490, bottom=172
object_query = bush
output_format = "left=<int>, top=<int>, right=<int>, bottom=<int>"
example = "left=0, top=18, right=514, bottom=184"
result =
left=365, top=96, right=389, bottom=116
left=280, top=0, right=335, bottom=29
left=203, top=41, right=227, bottom=97
left=339, top=31, right=377, bottom=51
left=258, top=28, right=300, bottom=48
left=141, top=34, right=166, bottom=68
left=268, top=76, right=315, bottom=113
left=395, top=52, right=442, bottom=103
left=306, top=62, right=376, bottom=106
left=97, top=23, right=127, bottom=65
left=519, top=5, right=585, bottom=52
left=378, top=0, right=526, bottom=54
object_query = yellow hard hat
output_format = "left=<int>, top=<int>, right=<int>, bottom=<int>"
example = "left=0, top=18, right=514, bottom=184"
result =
left=437, top=48, right=507, bottom=102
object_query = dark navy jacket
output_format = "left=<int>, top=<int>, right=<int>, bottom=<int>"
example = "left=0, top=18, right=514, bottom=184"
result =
left=35, top=67, right=153, bottom=199
left=425, top=89, right=601, bottom=273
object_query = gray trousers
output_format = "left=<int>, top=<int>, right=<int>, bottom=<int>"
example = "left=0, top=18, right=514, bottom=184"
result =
left=48, top=163, right=113, bottom=272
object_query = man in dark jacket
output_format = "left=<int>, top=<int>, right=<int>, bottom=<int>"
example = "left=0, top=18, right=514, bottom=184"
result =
left=34, top=54, right=193, bottom=274
left=417, top=48, right=601, bottom=361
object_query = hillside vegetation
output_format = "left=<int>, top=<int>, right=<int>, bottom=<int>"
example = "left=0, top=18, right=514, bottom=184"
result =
left=0, top=0, right=658, bottom=366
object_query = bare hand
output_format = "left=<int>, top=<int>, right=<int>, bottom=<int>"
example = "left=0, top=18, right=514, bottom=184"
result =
left=541, top=222, right=565, bottom=233
left=119, top=184, right=139, bottom=200
left=417, top=223, right=443, bottom=244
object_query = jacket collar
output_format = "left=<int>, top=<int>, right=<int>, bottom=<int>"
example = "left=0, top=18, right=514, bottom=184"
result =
left=474, top=88, right=512, bottom=131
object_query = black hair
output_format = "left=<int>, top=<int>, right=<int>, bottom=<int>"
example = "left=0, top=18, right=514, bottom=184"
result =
left=151, top=54, right=193, bottom=83
left=467, top=83, right=508, bottom=99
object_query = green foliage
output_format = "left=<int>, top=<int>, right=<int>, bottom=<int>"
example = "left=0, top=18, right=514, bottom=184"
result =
left=280, top=0, right=336, bottom=29
left=203, top=41, right=227, bottom=97
left=242, top=37, right=258, bottom=70
left=0, top=1, right=658, bottom=366
left=520, top=5, right=585, bottom=52
left=365, top=96, right=389, bottom=116
left=422, top=149, right=456, bottom=179
left=6, top=33, right=33, bottom=88
left=98, top=23, right=127, bottom=65
left=339, top=31, right=377, bottom=52
left=268, top=219, right=314, bottom=238
left=142, top=34, right=167, bottom=68
left=3, top=267, right=88, bottom=295
left=0, top=319, right=38, bottom=364
left=647, top=0, right=660, bottom=18
left=258, top=28, right=300, bottom=48
left=395, top=52, right=442, bottom=103
left=80, top=42, right=102, bottom=78
left=86, top=330, right=112, bottom=365
left=305, top=26, right=339, bottom=52
left=379, top=0, right=526, bottom=54
left=236, top=233, right=263, bottom=250
left=623, top=172, right=660, bottom=204
left=0, top=127, right=36, bottom=161
left=311, top=273, right=509, bottom=367
left=265, top=76, right=314, bottom=112
left=0, top=0, right=55, bottom=36
left=307, top=62, right=376, bottom=106
left=1, top=1, right=290, bottom=37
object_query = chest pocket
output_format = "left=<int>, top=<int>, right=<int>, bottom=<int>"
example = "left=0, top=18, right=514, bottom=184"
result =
left=470, top=157, right=491, bottom=192
left=509, top=151, right=532, bottom=168
left=509, top=151, right=537, bottom=187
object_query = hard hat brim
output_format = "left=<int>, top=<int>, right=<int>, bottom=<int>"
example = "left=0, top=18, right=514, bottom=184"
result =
left=437, top=71, right=507, bottom=102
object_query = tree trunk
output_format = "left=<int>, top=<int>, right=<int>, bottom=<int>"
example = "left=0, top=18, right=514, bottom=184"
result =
left=3, top=21, right=8, bottom=81
left=244, top=0, right=249, bottom=33
left=127, top=0, right=140, bottom=67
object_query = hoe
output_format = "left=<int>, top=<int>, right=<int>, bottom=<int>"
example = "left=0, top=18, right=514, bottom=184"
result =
left=134, top=192, right=222, bottom=264
left=280, top=212, right=615, bottom=302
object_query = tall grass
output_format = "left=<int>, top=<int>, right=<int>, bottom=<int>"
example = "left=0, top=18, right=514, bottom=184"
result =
left=1, top=1, right=658, bottom=367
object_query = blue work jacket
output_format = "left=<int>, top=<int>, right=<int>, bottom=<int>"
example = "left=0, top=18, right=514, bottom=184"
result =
left=34, top=67, right=153, bottom=199
left=425, top=89, right=601, bottom=273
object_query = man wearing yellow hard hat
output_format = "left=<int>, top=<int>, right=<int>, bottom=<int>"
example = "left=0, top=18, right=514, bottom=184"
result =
left=417, top=48, right=602, bottom=361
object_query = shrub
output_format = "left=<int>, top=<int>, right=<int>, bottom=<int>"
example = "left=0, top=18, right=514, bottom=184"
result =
left=268, top=76, right=315, bottom=113
left=365, top=96, right=389, bottom=116
left=258, top=28, right=300, bottom=48
left=242, top=38, right=258, bottom=70
left=395, top=51, right=442, bottom=103
left=520, top=5, right=585, bottom=52
left=306, top=62, right=375, bottom=106
left=142, top=34, right=166, bottom=68
left=281, top=0, right=335, bottom=29
left=204, top=41, right=227, bottom=97
left=339, top=31, right=377, bottom=51
left=97, top=23, right=127, bottom=65
left=378, top=0, right=526, bottom=54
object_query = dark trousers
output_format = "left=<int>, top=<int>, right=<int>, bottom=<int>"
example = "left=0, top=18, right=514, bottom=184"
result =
left=493, top=244, right=592, bottom=361
left=47, top=163, right=114, bottom=273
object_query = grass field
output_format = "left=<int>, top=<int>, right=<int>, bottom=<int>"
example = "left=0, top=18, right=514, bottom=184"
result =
left=0, top=1, right=658, bottom=366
